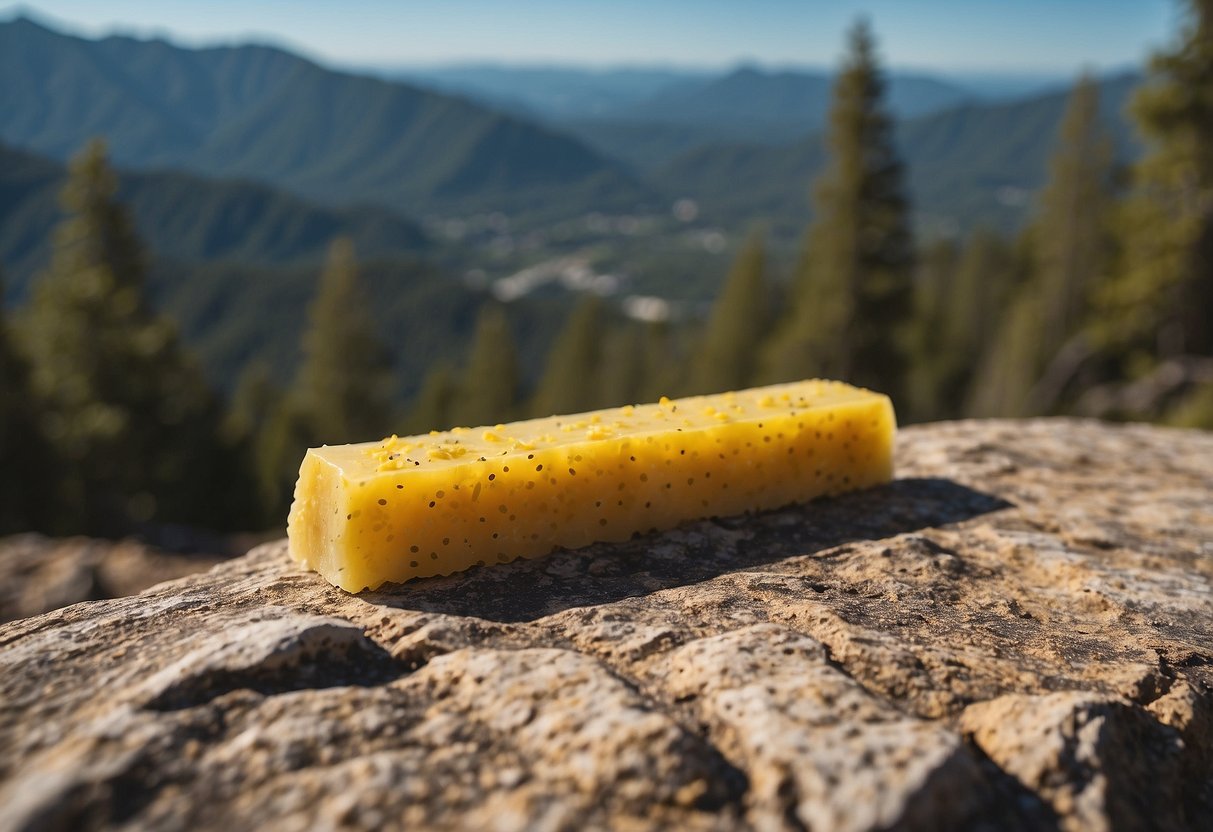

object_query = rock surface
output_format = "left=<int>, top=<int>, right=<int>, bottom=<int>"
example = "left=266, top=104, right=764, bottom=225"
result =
left=0, top=534, right=232, bottom=624
left=1, top=419, right=1210, bottom=831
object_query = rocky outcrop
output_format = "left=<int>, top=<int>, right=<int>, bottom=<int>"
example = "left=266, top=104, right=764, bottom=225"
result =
left=1, top=419, right=1210, bottom=831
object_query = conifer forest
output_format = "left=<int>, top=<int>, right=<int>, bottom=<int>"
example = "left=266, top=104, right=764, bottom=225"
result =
left=1, top=3, right=1211, bottom=537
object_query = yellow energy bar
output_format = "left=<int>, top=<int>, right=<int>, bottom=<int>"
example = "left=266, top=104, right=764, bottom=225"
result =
left=287, top=380, right=896, bottom=591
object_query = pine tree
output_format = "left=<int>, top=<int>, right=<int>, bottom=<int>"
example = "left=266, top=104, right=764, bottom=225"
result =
left=292, top=238, right=397, bottom=444
left=638, top=319, right=684, bottom=403
left=255, top=398, right=313, bottom=530
left=406, top=363, right=457, bottom=434
left=531, top=295, right=605, bottom=417
left=948, top=229, right=1021, bottom=407
left=971, top=77, right=1114, bottom=417
left=762, top=19, right=914, bottom=401
left=1034, top=75, right=1114, bottom=354
left=1095, top=0, right=1213, bottom=366
left=599, top=322, right=647, bottom=407
left=0, top=272, right=55, bottom=532
left=689, top=229, right=769, bottom=395
left=449, top=304, right=519, bottom=428
left=21, top=140, right=233, bottom=533
left=967, top=290, right=1043, bottom=418
left=905, top=238, right=959, bottom=421
left=223, top=361, right=300, bottom=527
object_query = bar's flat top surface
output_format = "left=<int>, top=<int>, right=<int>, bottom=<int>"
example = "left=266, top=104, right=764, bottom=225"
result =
left=313, top=380, right=887, bottom=472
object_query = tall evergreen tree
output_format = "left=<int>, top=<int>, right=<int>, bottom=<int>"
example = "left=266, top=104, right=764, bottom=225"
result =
left=638, top=319, right=684, bottom=403
left=255, top=398, right=313, bottom=530
left=292, top=237, right=397, bottom=444
left=967, top=290, right=1044, bottom=418
left=689, top=229, right=769, bottom=395
left=941, top=228, right=1024, bottom=413
left=971, top=77, right=1114, bottom=417
left=762, top=19, right=914, bottom=400
left=21, top=140, right=233, bottom=533
left=449, top=304, right=519, bottom=427
left=223, top=360, right=300, bottom=528
left=406, top=362, right=457, bottom=434
left=1034, top=76, right=1114, bottom=354
left=905, top=238, right=960, bottom=421
left=0, top=271, right=55, bottom=532
left=1095, top=0, right=1213, bottom=365
left=531, top=295, right=605, bottom=416
left=599, top=322, right=648, bottom=408
left=223, top=361, right=279, bottom=450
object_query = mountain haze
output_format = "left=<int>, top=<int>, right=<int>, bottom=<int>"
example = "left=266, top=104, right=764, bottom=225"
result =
left=655, top=72, right=1143, bottom=233
left=0, top=13, right=1150, bottom=246
left=410, top=64, right=979, bottom=170
left=386, top=65, right=710, bottom=120
left=0, top=15, right=652, bottom=219
left=610, top=66, right=974, bottom=138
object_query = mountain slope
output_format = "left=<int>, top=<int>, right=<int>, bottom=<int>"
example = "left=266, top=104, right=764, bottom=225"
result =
left=155, top=258, right=580, bottom=401
left=560, top=67, right=975, bottom=171
left=0, top=16, right=301, bottom=161
left=0, top=142, right=428, bottom=293
left=655, top=72, right=1143, bottom=233
left=617, top=66, right=973, bottom=137
left=386, top=64, right=707, bottom=120
left=0, top=15, right=651, bottom=218
left=0, top=138, right=578, bottom=400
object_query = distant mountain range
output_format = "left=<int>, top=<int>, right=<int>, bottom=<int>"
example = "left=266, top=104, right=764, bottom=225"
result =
left=1, top=13, right=1147, bottom=261
left=0, top=15, right=652, bottom=220
left=0, top=135, right=575, bottom=398
left=0, top=142, right=428, bottom=294
left=654, top=71, right=1142, bottom=234
left=391, top=62, right=1070, bottom=127
left=603, top=67, right=973, bottom=138
left=383, top=65, right=714, bottom=121
left=0, top=13, right=1154, bottom=399
left=558, top=67, right=978, bottom=172
left=396, top=63, right=1000, bottom=169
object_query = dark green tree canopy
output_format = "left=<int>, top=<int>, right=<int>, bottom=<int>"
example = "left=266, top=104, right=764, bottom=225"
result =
left=222, top=360, right=301, bottom=528
left=21, top=140, right=235, bottom=532
left=292, top=237, right=397, bottom=444
left=763, top=19, right=914, bottom=401
left=1035, top=75, right=1114, bottom=345
left=970, top=76, right=1115, bottom=418
left=531, top=294, right=606, bottom=417
left=599, top=322, right=648, bottom=409
left=450, top=304, right=519, bottom=428
left=1096, top=0, right=1213, bottom=360
left=0, top=270, right=56, bottom=533
left=690, top=228, right=769, bottom=396
left=406, top=362, right=457, bottom=435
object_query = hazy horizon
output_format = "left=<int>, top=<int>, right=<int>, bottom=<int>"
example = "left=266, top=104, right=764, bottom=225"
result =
left=5, top=0, right=1175, bottom=76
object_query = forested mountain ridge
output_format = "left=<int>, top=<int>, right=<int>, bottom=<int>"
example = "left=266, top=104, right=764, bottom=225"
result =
left=396, top=63, right=1031, bottom=147
left=0, top=15, right=653, bottom=219
left=605, top=65, right=974, bottom=139
left=385, top=64, right=710, bottom=120
left=654, top=71, right=1143, bottom=233
left=1, top=14, right=1147, bottom=235
left=0, top=142, right=429, bottom=294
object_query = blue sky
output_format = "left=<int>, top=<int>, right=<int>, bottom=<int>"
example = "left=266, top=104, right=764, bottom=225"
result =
left=10, top=1, right=1177, bottom=72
